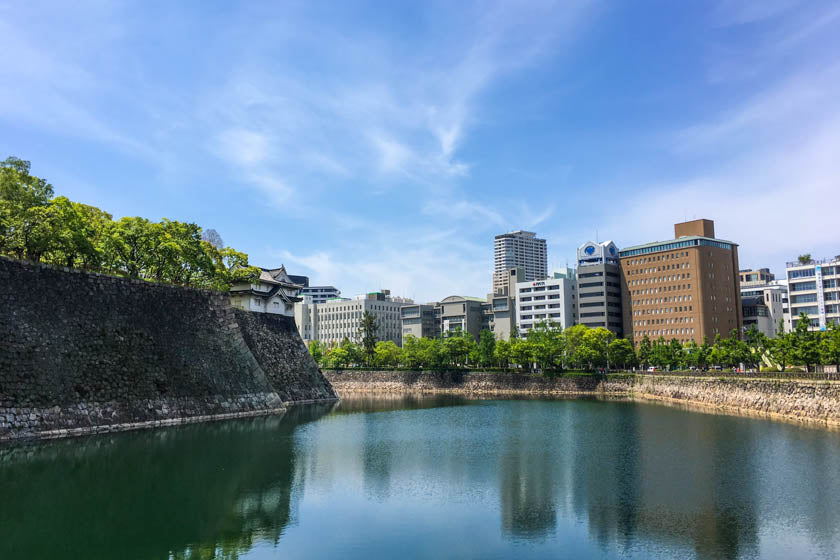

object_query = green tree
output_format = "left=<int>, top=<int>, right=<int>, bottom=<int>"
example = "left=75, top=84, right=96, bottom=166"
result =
left=358, top=311, right=379, bottom=366
left=637, top=336, right=652, bottom=369
left=308, top=340, right=325, bottom=365
left=494, top=338, right=511, bottom=369
left=509, top=337, right=535, bottom=371
left=683, top=340, right=701, bottom=369
left=374, top=340, right=403, bottom=367
left=204, top=245, right=260, bottom=290
left=821, top=323, right=840, bottom=369
left=527, top=320, right=564, bottom=370
left=743, top=325, right=768, bottom=370
left=650, top=337, right=671, bottom=369
left=324, top=346, right=351, bottom=368
left=562, top=324, right=589, bottom=369
left=477, top=330, right=496, bottom=368
left=0, top=156, right=54, bottom=259
left=339, top=338, right=363, bottom=366
left=576, top=327, right=614, bottom=371
left=102, top=217, right=155, bottom=278
left=792, top=312, right=820, bottom=372
left=797, top=254, right=812, bottom=265
left=417, top=337, right=445, bottom=369
left=668, top=338, right=684, bottom=370
left=608, top=338, right=635, bottom=370
left=698, top=338, right=711, bottom=369
left=769, top=332, right=795, bottom=371
left=401, top=335, right=423, bottom=368
left=443, top=329, right=475, bottom=367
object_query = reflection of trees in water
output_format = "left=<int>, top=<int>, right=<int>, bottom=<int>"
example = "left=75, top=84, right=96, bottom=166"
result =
left=0, top=403, right=334, bottom=560
left=333, top=394, right=472, bottom=415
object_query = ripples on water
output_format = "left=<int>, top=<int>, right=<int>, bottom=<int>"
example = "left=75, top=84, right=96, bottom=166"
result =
left=2, top=396, right=839, bottom=559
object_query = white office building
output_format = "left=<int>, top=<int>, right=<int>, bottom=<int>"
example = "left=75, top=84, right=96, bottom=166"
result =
left=741, top=282, right=787, bottom=338
left=515, top=267, right=577, bottom=334
left=786, top=256, right=840, bottom=331
left=295, top=290, right=412, bottom=346
left=493, top=230, right=547, bottom=294
left=300, top=285, right=341, bottom=304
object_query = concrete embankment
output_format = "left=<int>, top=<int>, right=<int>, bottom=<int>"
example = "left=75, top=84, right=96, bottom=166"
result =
left=0, top=257, right=336, bottom=442
left=324, top=370, right=840, bottom=427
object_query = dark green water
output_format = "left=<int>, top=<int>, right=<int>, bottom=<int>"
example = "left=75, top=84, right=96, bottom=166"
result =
left=2, top=397, right=840, bottom=560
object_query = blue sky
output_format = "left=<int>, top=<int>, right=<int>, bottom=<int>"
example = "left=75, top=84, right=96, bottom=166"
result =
left=2, top=1, right=839, bottom=302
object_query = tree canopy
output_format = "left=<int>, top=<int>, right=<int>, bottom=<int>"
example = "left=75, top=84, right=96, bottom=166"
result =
left=0, top=156, right=259, bottom=290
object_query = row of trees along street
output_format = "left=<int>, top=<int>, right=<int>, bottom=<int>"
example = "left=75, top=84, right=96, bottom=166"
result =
left=1, top=157, right=259, bottom=290
left=310, top=313, right=840, bottom=373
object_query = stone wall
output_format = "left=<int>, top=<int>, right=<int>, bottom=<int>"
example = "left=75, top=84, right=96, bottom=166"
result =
left=233, top=310, right=336, bottom=403
left=0, top=257, right=334, bottom=441
left=324, top=370, right=840, bottom=426
left=632, top=375, right=840, bottom=425
left=325, top=370, right=632, bottom=396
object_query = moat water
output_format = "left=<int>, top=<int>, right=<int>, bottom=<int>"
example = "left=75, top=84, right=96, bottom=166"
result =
left=2, top=396, right=840, bottom=559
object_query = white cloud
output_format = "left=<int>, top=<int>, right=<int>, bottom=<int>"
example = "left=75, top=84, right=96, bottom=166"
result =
left=607, top=70, right=840, bottom=272
left=276, top=231, right=491, bottom=303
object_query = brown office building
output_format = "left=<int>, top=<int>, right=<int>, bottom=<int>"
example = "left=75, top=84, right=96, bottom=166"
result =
left=619, top=219, right=742, bottom=347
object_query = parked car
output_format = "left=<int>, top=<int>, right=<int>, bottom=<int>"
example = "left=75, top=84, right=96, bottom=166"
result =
left=647, top=366, right=657, bottom=372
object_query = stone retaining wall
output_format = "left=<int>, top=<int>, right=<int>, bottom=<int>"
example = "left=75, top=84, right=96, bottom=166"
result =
left=324, top=370, right=840, bottom=426
left=0, top=257, right=335, bottom=441
left=325, top=370, right=632, bottom=396
left=632, top=375, right=840, bottom=425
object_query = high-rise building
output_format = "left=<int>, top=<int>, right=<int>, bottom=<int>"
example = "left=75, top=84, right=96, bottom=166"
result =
left=516, top=267, right=577, bottom=334
left=493, top=231, right=547, bottom=294
left=785, top=256, right=840, bottom=331
left=619, top=219, right=742, bottom=346
left=575, top=241, right=623, bottom=336
left=294, top=290, right=412, bottom=347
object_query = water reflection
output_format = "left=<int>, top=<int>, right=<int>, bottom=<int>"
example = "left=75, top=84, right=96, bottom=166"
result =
left=2, top=397, right=840, bottom=559
left=0, top=404, right=334, bottom=560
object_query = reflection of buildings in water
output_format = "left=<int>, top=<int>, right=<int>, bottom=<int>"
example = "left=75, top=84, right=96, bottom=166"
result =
left=498, top=402, right=559, bottom=540
left=0, top=403, right=335, bottom=560
left=570, top=401, right=642, bottom=549
left=577, top=403, right=760, bottom=560
left=362, top=411, right=395, bottom=502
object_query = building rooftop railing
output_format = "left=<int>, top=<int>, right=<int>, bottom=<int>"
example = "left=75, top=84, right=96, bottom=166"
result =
left=786, top=257, right=840, bottom=268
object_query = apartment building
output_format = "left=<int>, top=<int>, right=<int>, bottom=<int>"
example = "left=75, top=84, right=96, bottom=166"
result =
left=620, top=219, right=742, bottom=346
left=516, top=267, right=577, bottom=334
left=294, top=290, right=412, bottom=346
left=575, top=241, right=623, bottom=336
left=785, top=256, right=840, bottom=331
left=493, top=231, right=547, bottom=294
